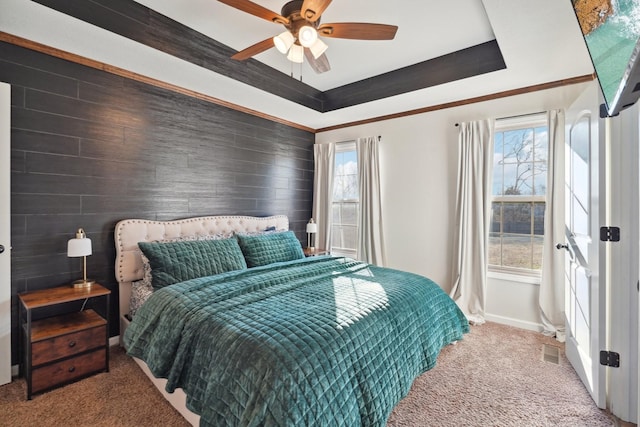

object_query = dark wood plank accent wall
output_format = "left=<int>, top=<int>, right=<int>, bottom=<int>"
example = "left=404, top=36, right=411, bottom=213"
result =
left=1, top=41, right=315, bottom=365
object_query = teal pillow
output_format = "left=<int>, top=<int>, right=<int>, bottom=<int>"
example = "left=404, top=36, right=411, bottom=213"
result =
left=236, top=230, right=304, bottom=267
left=138, top=238, right=247, bottom=289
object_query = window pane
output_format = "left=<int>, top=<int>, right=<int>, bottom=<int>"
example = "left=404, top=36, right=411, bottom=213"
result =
left=502, top=163, right=522, bottom=195
left=488, top=233, right=502, bottom=265
left=532, top=235, right=544, bottom=269
left=493, top=132, right=505, bottom=195
left=331, top=224, right=343, bottom=248
left=332, top=204, right=341, bottom=223
left=502, top=202, right=531, bottom=234
left=533, top=203, right=545, bottom=235
left=490, top=203, right=502, bottom=233
left=501, top=235, right=533, bottom=269
left=504, top=129, right=534, bottom=163
left=334, top=150, right=358, bottom=200
left=342, top=225, right=357, bottom=250
left=341, top=203, right=357, bottom=225
left=533, top=126, right=549, bottom=163
left=516, top=165, right=534, bottom=196
left=532, top=163, right=547, bottom=196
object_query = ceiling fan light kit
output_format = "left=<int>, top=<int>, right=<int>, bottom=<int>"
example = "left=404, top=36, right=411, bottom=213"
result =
left=287, top=44, right=305, bottom=63
left=298, top=25, right=318, bottom=47
left=309, top=38, right=328, bottom=59
left=274, top=30, right=295, bottom=54
left=219, top=0, right=398, bottom=74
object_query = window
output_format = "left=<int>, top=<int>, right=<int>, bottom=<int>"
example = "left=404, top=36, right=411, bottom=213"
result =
left=489, top=114, right=548, bottom=274
left=332, top=143, right=358, bottom=257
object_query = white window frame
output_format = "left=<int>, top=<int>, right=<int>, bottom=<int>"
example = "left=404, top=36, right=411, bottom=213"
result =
left=331, top=142, right=358, bottom=258
left=489, top=113, right=548, bottom=278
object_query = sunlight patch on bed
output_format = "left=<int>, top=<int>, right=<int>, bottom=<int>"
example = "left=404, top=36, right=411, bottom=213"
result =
left=332, top=274, right=389, bottom=330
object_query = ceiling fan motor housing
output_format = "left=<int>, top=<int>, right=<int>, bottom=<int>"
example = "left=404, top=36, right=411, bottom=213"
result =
left=280, top=0, right=320, bottom=35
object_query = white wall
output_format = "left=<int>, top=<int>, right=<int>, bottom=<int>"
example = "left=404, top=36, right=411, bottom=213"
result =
left=316, top=82, right=591, bottom=328
left=485, top=273, right=541, bottom=330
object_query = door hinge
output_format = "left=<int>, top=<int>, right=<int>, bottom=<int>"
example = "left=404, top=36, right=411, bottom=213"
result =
left=600, top=226, right=620, bottom=242
left=600, top=350, right=620, bottom=368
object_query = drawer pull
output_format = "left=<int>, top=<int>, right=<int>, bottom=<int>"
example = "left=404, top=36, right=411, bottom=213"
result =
left=68, top=366, right=75, bottom=373
left=68, top=340, right=76, bottom=348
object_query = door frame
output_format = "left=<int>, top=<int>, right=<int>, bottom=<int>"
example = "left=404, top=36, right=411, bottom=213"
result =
left=604, top=102, right=639, bottom=422
left=0, top=82, right=11, bottom=385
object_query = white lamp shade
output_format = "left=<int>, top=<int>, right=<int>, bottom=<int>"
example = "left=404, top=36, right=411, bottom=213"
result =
left=298, top=26, right=318, bottom=48
left=306, top=222, right=318, bottom=233
left=287, top=44, right=304, bottom=63
left=68, top=237, right=92, bottom=257
left=309, top=38, right=328, bottom=59
left=273, top=31, right=295, bottom=54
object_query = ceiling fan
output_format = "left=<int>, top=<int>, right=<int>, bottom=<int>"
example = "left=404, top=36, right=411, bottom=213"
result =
left=218, top=0, right=398, bottom=74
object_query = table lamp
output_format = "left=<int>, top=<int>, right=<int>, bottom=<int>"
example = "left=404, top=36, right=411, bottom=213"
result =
left=306, top=218, right=318, bottom=251
left=67, top=228, right=95, bottom=288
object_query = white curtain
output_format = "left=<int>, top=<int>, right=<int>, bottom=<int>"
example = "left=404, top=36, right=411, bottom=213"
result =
left=313, top=143, right=335, bottom=252
left=539, top=110, right=566, bottom=341
left=356, top=136, right=386, bottom=266
left=449, top=120, right=494, bottom=324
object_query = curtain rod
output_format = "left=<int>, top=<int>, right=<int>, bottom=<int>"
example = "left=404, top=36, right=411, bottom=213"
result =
left=332, top=135, right=382, bottom=143
left=454, top=111, right=547, bottom=127
left=496, top=111, right=547, bottom=121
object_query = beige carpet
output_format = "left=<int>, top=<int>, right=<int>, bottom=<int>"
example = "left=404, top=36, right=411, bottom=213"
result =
left=388, top=322, right=614, bottom=426
left=1, top=322, right=614, bottom=426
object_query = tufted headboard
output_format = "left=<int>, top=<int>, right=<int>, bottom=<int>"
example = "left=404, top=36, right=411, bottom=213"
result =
left=114, top=215, right=289, bottom=337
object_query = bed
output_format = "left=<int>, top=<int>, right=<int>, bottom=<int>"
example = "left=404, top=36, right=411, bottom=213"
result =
left=115, top=215, right=468, bottom=426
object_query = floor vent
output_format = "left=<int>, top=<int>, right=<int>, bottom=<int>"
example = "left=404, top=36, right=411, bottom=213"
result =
left=542, top=344, right=561, bottom=364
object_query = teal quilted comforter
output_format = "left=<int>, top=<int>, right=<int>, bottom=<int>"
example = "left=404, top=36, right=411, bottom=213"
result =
left=124, top=256, right=469, bottom=426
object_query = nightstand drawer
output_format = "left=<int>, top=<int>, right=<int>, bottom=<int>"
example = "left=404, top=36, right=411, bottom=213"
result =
left=32, top=325, right=106, bottom=366
left=31, top=349, right=106, bottom=394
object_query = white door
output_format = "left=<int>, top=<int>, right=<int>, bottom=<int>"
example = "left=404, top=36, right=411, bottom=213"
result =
left=0, top=82, right=10, bottom=385
left=562, top=83, right=606, bottom=408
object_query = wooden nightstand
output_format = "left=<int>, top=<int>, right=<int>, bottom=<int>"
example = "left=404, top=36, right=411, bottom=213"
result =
left=303, top=247, right=329, bottom=257
left=18, top=283, right=110, bottom=399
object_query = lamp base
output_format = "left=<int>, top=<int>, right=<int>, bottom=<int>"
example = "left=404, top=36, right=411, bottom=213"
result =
left=72, top=279, right=95, bottom=289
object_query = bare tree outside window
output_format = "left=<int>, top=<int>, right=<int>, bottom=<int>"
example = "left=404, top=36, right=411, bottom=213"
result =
left=489, top=118, right=548, bottom=273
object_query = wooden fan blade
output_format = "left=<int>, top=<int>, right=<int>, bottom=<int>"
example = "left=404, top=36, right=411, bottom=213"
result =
left=218, top=0, right=289, bottom=25
left=231, top=37, right=275, bottom=61
left=304, top=49, right=330, bottom=74
left=318, top=23, right=398, bottom=40
left=300, top=0, right=332, bottom=22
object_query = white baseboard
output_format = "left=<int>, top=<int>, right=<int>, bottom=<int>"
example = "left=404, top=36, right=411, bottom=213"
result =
left=485, top=313, right=544, bottom=333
